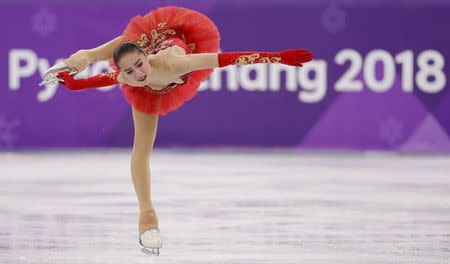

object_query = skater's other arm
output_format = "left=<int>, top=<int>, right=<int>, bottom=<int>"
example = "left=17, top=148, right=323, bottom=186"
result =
left=168, top=49, right=314, bottom=76
left=65, top=36, right=124, bottom=73
left=168, top=53, right=218, bottom=76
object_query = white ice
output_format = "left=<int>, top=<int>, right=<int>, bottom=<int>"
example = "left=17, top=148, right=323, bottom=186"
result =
left=0, top=149, right=449, bottom=263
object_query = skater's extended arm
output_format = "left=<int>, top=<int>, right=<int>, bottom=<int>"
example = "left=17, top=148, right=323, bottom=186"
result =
left=87, top=36, right=125, bottom=62
left=168, top=49, right=313, bottom=76
left=168, top=53, right=218, bottom=75
left=65, top=36, right=124, bottom=72
left=57, top=71, right=119, bottom=90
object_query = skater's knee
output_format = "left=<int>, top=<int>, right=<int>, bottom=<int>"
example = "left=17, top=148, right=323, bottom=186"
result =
left=132, top=144, right=153, bottom=155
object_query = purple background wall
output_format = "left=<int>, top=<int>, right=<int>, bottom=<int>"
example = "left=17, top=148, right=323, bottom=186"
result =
left=1, top=0, right=449, bottom=151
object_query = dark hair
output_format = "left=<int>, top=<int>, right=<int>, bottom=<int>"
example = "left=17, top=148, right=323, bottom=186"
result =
left=113, top=41, right=144, bottom=68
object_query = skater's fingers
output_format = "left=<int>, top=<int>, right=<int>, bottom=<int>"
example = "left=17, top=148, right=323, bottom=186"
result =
left=56, top=71, right=75, bottom=85
left=56, top=71, right=69, bottom=79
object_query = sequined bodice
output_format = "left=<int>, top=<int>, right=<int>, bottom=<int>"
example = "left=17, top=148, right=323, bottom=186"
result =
left=132, top=22, right=196, bottom=94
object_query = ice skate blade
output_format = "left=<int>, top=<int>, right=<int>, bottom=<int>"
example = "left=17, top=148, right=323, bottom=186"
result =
left=39, top=61, right=77, bottom=87
left=141, top=247, right=160, bottom=256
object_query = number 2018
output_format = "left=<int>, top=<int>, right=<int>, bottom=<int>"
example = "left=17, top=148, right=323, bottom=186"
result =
left=334, top=49, right=446, bottom=93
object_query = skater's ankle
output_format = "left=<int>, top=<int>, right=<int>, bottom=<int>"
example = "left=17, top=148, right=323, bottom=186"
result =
left=139, top=207, right=159, bottom=234
left=139, top=202, right=155, bottom=211
left=140, top=206, right=156, bottom=214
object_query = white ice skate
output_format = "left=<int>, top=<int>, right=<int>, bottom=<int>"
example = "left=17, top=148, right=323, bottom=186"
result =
left=39, top=61, right=78, bottom=86
left=140, top=228, right=162, bottom=256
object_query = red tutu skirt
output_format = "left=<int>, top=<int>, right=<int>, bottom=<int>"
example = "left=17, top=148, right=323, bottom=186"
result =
left=111, top=6, right=220, bottom=115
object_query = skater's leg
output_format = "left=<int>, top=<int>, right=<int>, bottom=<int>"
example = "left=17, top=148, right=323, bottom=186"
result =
left=131, top=107, right=159, bottom=233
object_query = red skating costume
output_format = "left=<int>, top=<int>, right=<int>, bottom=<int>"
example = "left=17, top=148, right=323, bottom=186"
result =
left=58, top=6, right=313, bottom=115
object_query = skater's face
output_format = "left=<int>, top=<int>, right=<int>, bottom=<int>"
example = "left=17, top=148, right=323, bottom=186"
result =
left=118, top=52, right=152, bottom=86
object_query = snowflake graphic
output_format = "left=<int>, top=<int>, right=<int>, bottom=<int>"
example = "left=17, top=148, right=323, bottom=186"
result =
left=32, top=7, right=57, bottom=37
left=379, top=117, right=404, bottom=147
left=321, top=4, right=346, bottom=34
left=0, top=115, right=21, bottom=148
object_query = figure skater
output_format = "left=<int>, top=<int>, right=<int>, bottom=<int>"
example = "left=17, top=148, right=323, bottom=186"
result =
left=41, top=6, right=313, bottom=255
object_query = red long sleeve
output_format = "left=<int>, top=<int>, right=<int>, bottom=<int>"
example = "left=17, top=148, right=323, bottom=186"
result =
left=218, top=49, right=313, bottom=67
left=58, top=71, right=119, bottom=91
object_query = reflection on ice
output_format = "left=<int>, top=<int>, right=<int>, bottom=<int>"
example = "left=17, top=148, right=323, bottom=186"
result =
left=0, top=150, right=449, bottom=263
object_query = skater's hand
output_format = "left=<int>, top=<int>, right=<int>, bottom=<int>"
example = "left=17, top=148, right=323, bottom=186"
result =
left=64, top=49, right=92, bottom=73
left=279, top=49, right=313, bottom=67
left=56, top=71, right=76, bottom=88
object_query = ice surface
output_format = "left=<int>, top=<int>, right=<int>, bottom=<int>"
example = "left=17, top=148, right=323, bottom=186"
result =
left=0, top=149, right=449, bottom=263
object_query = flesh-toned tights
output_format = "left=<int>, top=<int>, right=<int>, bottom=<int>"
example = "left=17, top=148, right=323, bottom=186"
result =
left=131, top=107, right=159, bottom=235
